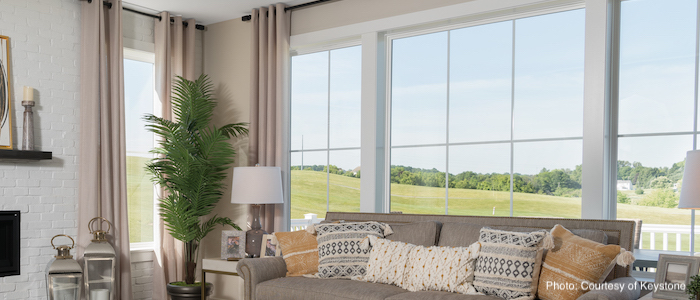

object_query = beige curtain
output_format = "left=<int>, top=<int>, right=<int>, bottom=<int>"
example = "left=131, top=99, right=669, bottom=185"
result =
left=78, top=0, right=132, bottom=299
left=152, top=12, right=197, bottom=299
left=249, top=4, right=291, bottom=233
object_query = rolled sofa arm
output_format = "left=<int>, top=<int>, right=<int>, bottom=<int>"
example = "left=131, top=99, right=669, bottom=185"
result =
left=576, top=277, right=641, bottom=300
left=236, top=257, right=287, bottom=300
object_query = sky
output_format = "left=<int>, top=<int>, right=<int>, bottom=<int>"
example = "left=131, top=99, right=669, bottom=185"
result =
left=290, top=0, right=700, bottom=176
left=124, top=58, right=155, bottom=156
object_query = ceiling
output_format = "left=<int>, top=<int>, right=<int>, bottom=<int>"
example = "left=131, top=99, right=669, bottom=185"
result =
left=123, top=0, right=317, bottom=25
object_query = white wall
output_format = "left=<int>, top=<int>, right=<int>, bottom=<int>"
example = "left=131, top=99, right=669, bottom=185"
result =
left=0, top=0, right=80, bottom=299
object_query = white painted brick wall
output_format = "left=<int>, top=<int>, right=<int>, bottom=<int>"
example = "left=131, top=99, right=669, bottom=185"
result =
left=0, top=2, right=208, bottom=300
left=0, top=0, right=81, bottom=299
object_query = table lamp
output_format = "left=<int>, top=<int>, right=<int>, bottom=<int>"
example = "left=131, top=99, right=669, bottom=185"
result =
left=679, top=150, right=700, bottom=255
left=230, top=166, right=283, bottom=258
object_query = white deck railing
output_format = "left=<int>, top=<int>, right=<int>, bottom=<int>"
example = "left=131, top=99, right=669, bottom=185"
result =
left=291, top=213, right=325, bottom=232
left=640, top=224, right=700, bottom=251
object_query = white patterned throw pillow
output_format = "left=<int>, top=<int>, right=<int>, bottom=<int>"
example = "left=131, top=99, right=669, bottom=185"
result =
left=354, top=236, right=417, bottom=286
left=403, top=242, right=482, bottom=294
left=307, top=221, right=392, bottom=278
left=473, top=227, right=552, bottom=300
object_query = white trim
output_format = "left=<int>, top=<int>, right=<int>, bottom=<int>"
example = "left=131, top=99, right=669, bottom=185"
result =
left=124, top=47, right=155, bottom=63
left=291, top=0, right=583, bottom=48
left=360, top=32, right=386, bottom=213
left=581, top=0, right=616, bottom=219
left=130, top=249, right=154, bottom=263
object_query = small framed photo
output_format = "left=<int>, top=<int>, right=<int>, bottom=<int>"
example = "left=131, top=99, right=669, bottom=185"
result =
left=653, top=254, right=700, bottom=300
left=260, top=234, right=281, bottom=258
left=221, top=230, right=246, bottom=260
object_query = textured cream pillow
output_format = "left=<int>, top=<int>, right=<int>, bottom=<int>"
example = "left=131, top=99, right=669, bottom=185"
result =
left=274, top=231, right=318, bottom=277
left=403, top=242, right=481, bottom=294
left=354, top=236, right=417, bottom=286
left=537, top=224, right=635, bottom=300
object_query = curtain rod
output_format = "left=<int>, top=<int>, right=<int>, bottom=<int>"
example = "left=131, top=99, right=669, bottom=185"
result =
left=89, top=0, right=206, bottom=30
left=241, top=0, right=338, bottom=21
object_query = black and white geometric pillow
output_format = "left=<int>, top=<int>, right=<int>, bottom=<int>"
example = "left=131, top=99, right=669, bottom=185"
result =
left=473, top=227, right=547, bottom=300
left=313, top=222, right=391, bottom=278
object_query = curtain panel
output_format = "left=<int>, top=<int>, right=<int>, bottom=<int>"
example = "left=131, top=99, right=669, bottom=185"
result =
left=78, top=0, right=132, bottom=298
left=152, top=12, right=197, bottom=299
left=248, top=4, right=291, bottom=233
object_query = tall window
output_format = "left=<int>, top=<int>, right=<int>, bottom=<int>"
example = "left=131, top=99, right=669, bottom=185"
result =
left=616, top=0, right=698, bottom=251
left=124, top=48, right=159, bottom=247
left=290, top=46, right=362, bottom=220
left=389, top=9, right=585, bottom=217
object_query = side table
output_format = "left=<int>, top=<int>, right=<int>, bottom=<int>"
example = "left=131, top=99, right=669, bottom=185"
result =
left=201, top=258, right=243, bottom=300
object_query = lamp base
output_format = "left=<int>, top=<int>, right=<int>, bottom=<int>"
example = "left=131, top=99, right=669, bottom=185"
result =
left=245, top=229, right=266, bottom=258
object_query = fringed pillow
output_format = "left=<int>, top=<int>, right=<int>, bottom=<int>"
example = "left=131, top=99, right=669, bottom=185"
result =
left=353, top=236, right=416, bottom=286
left=537, top=224, right=635, bottom=300
left=473, top=227, right=553, bottom=300
left=306, top=221, right=392, bottom=278
left=403, top=242, right=482, bottom=294
left=274, top=230, right=318, bottom=277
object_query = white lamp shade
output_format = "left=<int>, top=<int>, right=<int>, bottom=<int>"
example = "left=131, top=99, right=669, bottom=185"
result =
left=230, top=167, right=284, bottom=204
left=679, top=150, right=700, bottom=209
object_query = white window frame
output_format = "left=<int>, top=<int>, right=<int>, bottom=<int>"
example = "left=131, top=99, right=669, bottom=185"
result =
left=124, top=47, right=160, bottom=251
left=285, top=0, right=619, bottom=229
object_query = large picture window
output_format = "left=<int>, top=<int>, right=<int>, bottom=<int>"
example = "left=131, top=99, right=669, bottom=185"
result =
left=124, top=48, right=159, bottom=248
left=290, top=46, right=362, bottom=220
left=389, top=9, right=585, bottom=217
left=616, top=0, right=699, bottom=251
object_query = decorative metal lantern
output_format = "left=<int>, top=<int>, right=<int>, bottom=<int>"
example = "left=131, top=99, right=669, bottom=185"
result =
left=46, top=234, right=82, bottom=300
left=84, top=217, right=116, bottom=300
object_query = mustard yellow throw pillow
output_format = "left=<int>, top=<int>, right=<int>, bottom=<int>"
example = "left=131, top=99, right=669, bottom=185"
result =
left=275, top=231, right=319, bottom=277
left=537, top=224, right=634, bottom=300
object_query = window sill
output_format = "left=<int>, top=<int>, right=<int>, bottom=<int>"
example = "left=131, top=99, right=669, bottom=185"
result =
left=130, top=248, right=154, bottom=263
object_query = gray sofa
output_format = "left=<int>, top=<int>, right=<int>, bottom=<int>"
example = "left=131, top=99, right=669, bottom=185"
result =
left=237, top=212, right=641, bottom=300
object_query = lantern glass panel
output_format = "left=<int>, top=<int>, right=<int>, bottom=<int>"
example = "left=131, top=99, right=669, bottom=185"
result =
left=86, top=258, right=114, bottom=296
left=49, top=275, right=81, bottom=300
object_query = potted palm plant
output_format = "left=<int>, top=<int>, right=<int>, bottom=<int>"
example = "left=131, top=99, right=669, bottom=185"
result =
left=144, top=74, right=248, bottom=299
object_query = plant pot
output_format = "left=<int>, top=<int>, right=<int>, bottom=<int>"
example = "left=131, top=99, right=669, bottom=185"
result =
left=166, top=282, right=212, bottom=300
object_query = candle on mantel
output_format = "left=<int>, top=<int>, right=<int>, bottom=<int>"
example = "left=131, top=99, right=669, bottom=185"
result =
left=23, top=86, right=33, bottom=102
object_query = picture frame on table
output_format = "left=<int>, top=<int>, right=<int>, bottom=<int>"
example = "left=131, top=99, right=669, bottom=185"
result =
left=221, top=230, right=246, bottom=260
left=260, top=234, right=281, bottom=258
left=653, top=254, right=700, bottom=300
left=0, top=35, right=13, bottom=149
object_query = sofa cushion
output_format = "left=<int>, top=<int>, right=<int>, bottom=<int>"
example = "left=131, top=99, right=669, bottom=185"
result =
left=274, top=230, right=318, bottom=277
left=537, top=224, right=628, bottom=300
left=385, top=291, right=503, bottom=300
left=256, top=277, right=408, bottom=300
left=473, top=227, right=548, bottom=300
left=386, top=221, right=440, bottom=246
left=493, top=226, right=608, bottom=245
left=313, top=222, right=392, bottom=278
left=437, top=223, right=483, bottom=247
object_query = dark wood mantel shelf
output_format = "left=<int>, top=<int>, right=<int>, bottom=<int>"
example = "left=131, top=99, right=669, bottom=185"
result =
left=0, top=149, right=52, bottom=160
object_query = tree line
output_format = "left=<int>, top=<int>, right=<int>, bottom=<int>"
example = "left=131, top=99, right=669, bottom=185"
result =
left=292, top=159, right=685, bottom=208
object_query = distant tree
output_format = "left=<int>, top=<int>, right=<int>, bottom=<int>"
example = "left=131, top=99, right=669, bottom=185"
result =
left=635, top=187, right=644, bottom=195
left=617, top=191, right=631, bottom=204
left=638, top=188, right=678, bottom=208
left=650, top=176, right=672, bottom=189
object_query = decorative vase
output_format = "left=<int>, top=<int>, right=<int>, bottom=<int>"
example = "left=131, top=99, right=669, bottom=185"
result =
left=166, top=282, right=212, bottom=300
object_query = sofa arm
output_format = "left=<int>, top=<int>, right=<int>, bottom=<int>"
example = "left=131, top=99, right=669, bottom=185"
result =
left=577, top=277, right=640, bottom=300
left=236, top=257, right=287, bottom=300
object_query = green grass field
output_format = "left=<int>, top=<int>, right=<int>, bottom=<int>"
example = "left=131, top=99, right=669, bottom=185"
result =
left=126, top=156, right=155, bottom=243
left=291, top=169, right=700, bottom=251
